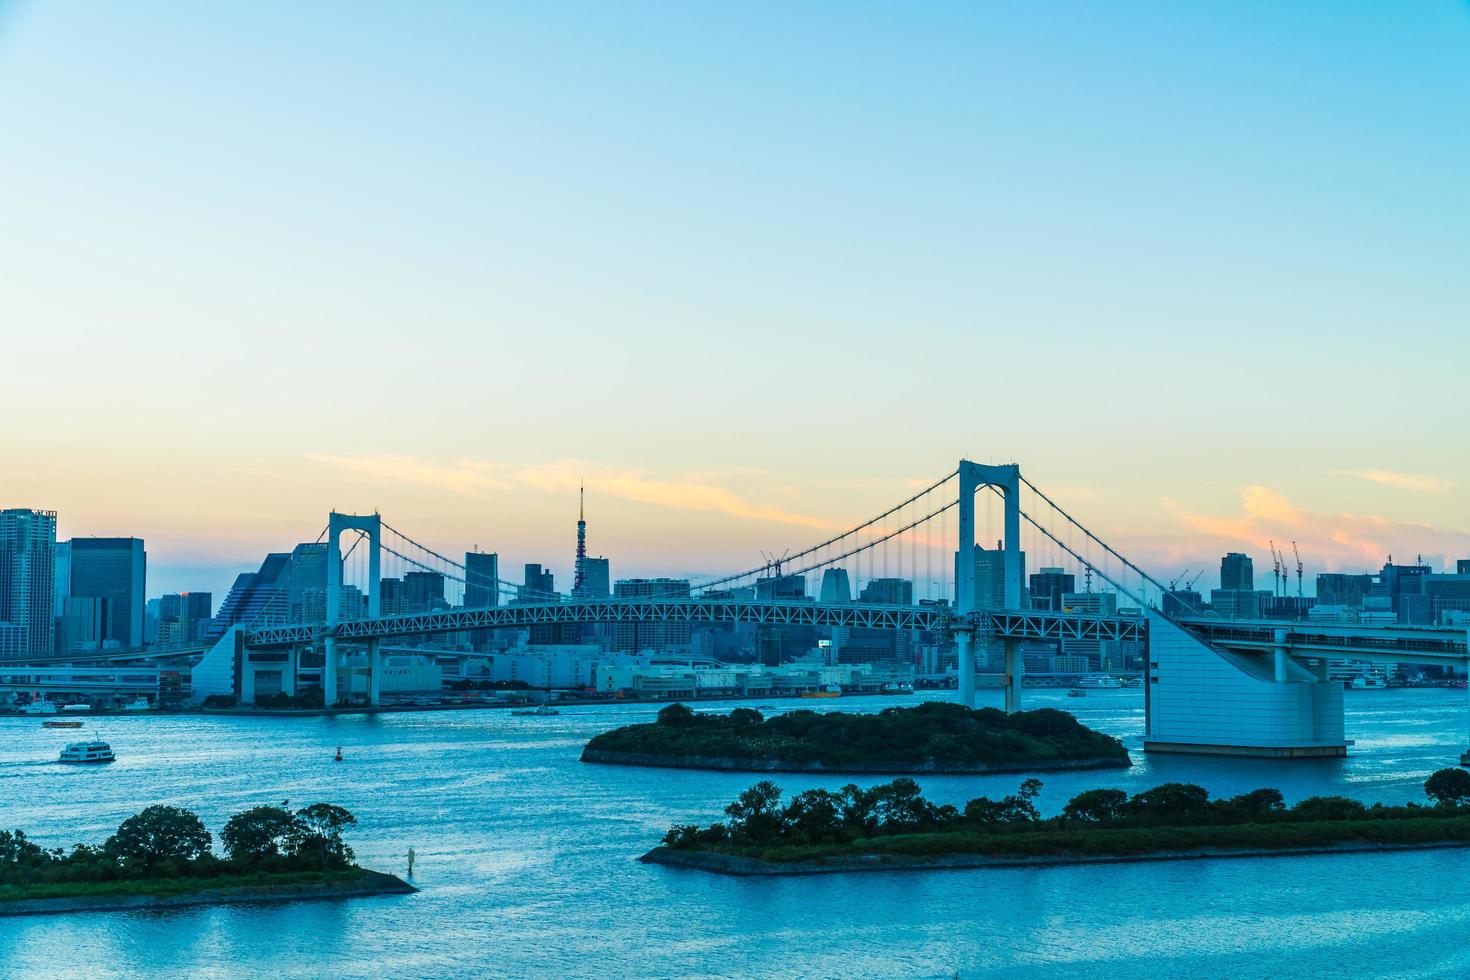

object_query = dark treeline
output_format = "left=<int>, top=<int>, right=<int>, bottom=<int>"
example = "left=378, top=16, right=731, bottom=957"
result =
left=1, top=802, right=359, bottom=891
left=588, top=701, right=1131, bottom=769
left=662, top=767, right=1470, bottom=858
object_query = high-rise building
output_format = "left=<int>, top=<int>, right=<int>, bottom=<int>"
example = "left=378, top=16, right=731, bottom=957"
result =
left=403, top=570, right=446, bottom=613
left=818, top=568, right=852, bottom=603
left=1316, top=572, right=1373, bottom=608
left=858, top=578, right=913, bottom=605
left=68, top=536, right=145, bottom=650
left=755, top=574, right=806, bottom=600
left=1028, top=567, right=1076, bottom=612
left=53, top=540, right=70, bottom=618
left=378, top=577, right=406, bottom=616
left=0, top=509, right=56, bottom=655
left=464, top=551, right=500, bottom=608
left=1220, top=553, right=1254, bottom=592
left=157, top=591, right=214, bottom=645
left=965, top=545, right=1027, bottom=609
left=520, top=564, right=556, bottom=601
left=58, top=596, right=110, bottom=651
left=579, top=558, right=610, bottom=599
left=286, top=542, right=329, bottom=623
left=205, top=553, right=291, bottom=641
left=611, top=578, right=691, bottom=652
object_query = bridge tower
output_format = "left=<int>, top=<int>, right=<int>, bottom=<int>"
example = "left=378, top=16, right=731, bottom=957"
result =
left=324, top=512, right=382, bottom=707
left=955, top=461, right=1023, bottom=711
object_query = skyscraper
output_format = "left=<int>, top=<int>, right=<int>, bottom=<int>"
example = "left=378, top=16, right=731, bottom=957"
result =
left=464, top=551, right=500, bottom=608
left=1220, top=553, right=1254, bottom=591
left=1028, top=567, right=1076, bottom=612
left=0, top=509, right=57, bottom=655
left=579, top=557, right=611, bottom=599
left=68, top=536, right=145, bottom=649
left=858, top=578, right=913, bottom=605
left=818, top=568, right=852, bottom=603
left=403, top=570, right=446, bottom=613
left=205, top=552, right=291, bottom=641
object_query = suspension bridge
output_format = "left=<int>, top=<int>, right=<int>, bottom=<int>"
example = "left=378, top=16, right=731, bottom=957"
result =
left=104, top=460, right=1470, bottom=757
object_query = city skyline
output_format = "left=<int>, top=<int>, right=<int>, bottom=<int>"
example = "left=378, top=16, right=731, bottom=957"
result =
left=3, top=2, right=1468, bottom=599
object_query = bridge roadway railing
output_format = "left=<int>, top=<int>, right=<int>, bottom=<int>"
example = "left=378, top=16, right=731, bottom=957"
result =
left=242, top=599, right=1146, bottom=650
left=1174, top=616, right=1469, bottom=665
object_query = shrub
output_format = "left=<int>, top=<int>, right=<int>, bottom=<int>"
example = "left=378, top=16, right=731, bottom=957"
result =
left=1291, top=796, right=1366, bottom=821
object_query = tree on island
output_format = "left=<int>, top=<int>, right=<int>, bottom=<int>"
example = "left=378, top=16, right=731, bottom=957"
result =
left=105, top=806, right=212, bottom=871
left=1062, top=788, right=1129, bottom=824
left=656, top=703, right=697, bottom=726
left=289, top=803, right=358, bottom=869
left=221, top=806, right=298, bottom=862
left=1425, top=768, right=1470, bottom=808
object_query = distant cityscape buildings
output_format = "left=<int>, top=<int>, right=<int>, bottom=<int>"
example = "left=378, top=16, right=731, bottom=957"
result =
left=9, top=483, right=1470, bottom=701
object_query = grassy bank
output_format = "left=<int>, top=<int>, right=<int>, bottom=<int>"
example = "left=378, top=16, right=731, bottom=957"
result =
left=0, top=868, right=371, bottom=904
left=745, top=815, right=1470, bottom=864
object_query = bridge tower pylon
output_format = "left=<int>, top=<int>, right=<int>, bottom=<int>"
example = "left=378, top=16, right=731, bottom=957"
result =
left=955, top=461, right=1023, bottom=711
left=324, top=512, right=382, bottom=707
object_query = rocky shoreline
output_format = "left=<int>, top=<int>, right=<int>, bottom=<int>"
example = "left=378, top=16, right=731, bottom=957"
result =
left=641, top=840, right=1470, bottom=876
left=0, top=869, right=416, bottom=917
left=581, top=748, right=1130, bottom=774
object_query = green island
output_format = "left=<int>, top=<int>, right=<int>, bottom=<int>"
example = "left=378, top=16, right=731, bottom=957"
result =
left=1, top=801, right=414, bottom=916
left=643, top=767, right=1470, bottom=875
left=582, top=701, right=1131, bottom=774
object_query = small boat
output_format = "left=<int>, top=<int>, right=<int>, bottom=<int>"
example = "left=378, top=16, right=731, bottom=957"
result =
left=20, top=700, right=57, bottom=715
left=881, top=683, right=916, bottom=695
left=334, top=746, right=344, bottom=761
left=1067, top=688, right=1087, bottom=698
left=801, top=685, right=843, bottom=699
left=122, top=697, right=151, bottom=712
left=43, top=720, right=84, bottom=729
left=511, top=705, right=560, bottom=717
left=58, top=740, right=115, bottom=764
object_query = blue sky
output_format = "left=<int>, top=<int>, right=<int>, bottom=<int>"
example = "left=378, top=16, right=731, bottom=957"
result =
left=2, top=2, right=1468, bottom=598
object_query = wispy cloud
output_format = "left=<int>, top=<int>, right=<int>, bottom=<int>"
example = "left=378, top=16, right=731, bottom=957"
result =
left=1162, top=485, right=1470, bottom=571
left=306, top=455, right=513, bottom=497
left=306, top=454, right=834, bottom=530
left=1349, top=470, right=1452, bottom=495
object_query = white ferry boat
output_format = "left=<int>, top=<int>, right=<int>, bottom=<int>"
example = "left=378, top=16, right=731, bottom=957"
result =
left=20, top=699, right=57, bottom=715
left=122, top=697, right=151, bottom=711
left=58, top=740, right=115, bottom=764
left=1076, top=674, right=1124, bottom=690
left=1349, top=674, right=1388, bottom=690
left=511, top=704, right=560, bottom=717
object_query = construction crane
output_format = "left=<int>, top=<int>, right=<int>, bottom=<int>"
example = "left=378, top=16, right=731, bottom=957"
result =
left=1184, top=570, right=1204, bottom=589
left=1269, top=540, right=1282, bottom=597
left=1168, top=569, right=1191, bottom=590
left=1292, top=541, right=1304, bottom=598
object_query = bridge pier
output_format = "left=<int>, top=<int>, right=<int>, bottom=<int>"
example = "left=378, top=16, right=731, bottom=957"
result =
left=368, top=639, right=381, bottom=706
left=323, top=636, right=338, bottom=708
left=957, top=632, right=975, bottom=708
left=282, top=646, right=296, bottom=698
left=1004, top=639, right=1022, bottom=713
